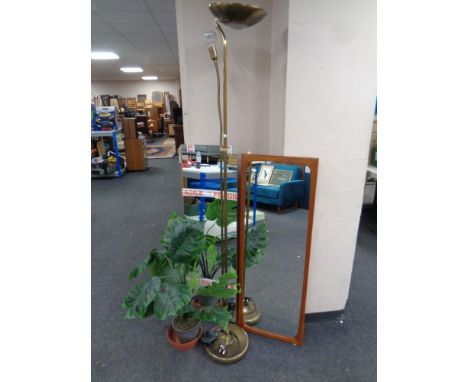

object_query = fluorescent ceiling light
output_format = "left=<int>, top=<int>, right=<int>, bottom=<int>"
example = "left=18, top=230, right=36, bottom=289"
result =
left=142, top=76, right=158, bottom=80
left=120, top=67, right=143, bottom=73
left=91, top=51, right=119, bottom=60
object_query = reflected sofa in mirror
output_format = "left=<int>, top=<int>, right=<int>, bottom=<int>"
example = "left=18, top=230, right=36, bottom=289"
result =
left=236, top=154, right=319, bottom=345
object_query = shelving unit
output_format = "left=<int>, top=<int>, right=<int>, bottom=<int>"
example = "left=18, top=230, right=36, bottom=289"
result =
left=91, top=130, right=125, bottom=178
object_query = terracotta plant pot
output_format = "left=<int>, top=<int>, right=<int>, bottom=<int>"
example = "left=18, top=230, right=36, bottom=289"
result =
left=167, top=325, right=202, bottom=352
left=172, top=317, right=202, bottom=343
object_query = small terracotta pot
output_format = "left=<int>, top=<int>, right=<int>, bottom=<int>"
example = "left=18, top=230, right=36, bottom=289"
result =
left=172, top=318, right=202, bottom=343
left=167, top=325, right=202, bottom=351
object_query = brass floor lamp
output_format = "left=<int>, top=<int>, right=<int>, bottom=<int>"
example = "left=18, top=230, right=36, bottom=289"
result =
left=203, top=2, right=267, bottom=364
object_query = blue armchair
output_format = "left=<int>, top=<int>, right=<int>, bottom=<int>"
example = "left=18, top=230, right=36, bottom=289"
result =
left=251, top=164, right=305, bottom=212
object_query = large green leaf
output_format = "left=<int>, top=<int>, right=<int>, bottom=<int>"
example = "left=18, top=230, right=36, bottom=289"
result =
left=199, top=306, right=232, bottom=331
left=186, top=269, right=201, bottom=295
left=129, top=249, right=170, bottom=280
left=164, top=264, right=186, bottom=285
left=228, top=247, right=237, bottom=269
left=147, top=251, right=170, bottom=278
left=198, top=270, right=239, bottom=298
left=205, top=199, right=237, bottom=226
left=206, top=244, right=218, bottom=274
left=123, top=277, right=161, bottom=319
left=176, top=303, right=198, bottom=318
left=153, top=281, right=192, bottom=320
left=161, top=215, right=206, bottom=264
left=245, top=221, right=269, bottom=268
left=128, top=253, right=152, bottom=281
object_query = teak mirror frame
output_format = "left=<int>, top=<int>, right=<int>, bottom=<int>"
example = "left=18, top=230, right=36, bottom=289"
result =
left=236, top=154, right=319, bottom=346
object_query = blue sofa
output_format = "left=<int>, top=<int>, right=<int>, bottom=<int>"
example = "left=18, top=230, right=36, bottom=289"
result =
left=250, top=164, right=305, bottom=212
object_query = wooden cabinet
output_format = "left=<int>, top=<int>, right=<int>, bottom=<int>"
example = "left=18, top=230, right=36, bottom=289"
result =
left=125, top=139, right=146, bottom=171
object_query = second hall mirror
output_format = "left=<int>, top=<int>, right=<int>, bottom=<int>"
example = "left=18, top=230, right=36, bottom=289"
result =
left=236, top=154, right=319, bottom=345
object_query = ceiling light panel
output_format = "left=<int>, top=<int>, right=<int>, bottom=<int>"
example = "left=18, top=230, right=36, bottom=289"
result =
left=120, top=67, right=143, bottom=73
left=91, top=51, right=120, bottom=60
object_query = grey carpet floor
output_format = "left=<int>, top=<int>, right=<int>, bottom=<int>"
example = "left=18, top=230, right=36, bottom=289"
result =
left=92, top=158, right=376, bottom=382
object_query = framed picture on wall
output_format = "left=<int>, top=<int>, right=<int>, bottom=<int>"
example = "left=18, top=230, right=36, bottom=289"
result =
left=257, top=165, right=274, bottom=184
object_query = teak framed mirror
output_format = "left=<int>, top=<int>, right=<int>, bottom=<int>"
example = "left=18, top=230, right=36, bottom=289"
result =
left=236, top=154, right=319, bottom=346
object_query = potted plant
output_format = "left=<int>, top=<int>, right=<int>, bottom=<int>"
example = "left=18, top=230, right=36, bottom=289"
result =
left=123, top=213, right=239, bottom=350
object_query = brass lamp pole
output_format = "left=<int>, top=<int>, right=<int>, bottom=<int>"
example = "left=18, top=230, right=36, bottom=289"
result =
left=204, top=2, right=267, bottom=364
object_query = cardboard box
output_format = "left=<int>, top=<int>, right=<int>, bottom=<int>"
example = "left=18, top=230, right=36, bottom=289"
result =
left=96, top=139, right=106, bottom=157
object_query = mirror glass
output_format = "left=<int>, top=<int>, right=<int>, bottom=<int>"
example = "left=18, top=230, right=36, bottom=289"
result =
left=241, top=160, right=312, bottom=338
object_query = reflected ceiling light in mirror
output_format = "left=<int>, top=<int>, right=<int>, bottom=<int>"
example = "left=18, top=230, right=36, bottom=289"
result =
left=142, top=76, right=158, bottom=80
left=120, top=67, right=143, bottom=73
left=91, top=51, right=119, bottom=60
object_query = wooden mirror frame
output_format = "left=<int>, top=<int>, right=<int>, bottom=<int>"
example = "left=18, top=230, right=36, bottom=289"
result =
left=236, top=154, right=319, bottom=346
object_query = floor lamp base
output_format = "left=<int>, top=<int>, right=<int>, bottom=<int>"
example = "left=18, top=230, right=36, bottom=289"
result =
left=204, top=323, right=249, bottom=364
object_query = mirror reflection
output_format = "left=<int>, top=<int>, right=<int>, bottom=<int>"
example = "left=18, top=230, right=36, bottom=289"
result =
left=242, top=161, right=311, bottom=337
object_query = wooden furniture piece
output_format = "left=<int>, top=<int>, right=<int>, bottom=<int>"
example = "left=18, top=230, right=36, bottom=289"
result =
left=134, top=114, right=153, bottom=142
left=236, top=154, right=319, bottom=346
left=144, top=99, right=153, bottom=111
left=148, top=105, right=163, bottom=136
left=163, top=118, right=174, bottom=135
left=124, top=138, right=146, bottom=171
left=127, top=98, right=137, bottom=110
left=123, top=118, right=137, bottom=139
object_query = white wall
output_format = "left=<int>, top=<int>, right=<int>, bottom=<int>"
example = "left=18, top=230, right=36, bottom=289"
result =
left=91, top=80, right=181, bottom=105
left=284, top=0, right=376, bottom=313
left=268, top=0, right=289, bottom=155
left=176, top=0, right=272, bottom=153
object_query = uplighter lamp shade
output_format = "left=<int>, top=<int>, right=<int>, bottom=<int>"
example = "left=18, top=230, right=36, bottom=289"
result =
left=208, top=2, right=267, bottom=30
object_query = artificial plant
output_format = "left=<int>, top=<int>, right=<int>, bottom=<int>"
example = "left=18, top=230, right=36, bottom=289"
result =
left=123, top=213, right=238, bottom=331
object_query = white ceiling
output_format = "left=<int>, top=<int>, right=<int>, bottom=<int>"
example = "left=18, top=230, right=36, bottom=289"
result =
left=91, top=0, right=180, bottom=81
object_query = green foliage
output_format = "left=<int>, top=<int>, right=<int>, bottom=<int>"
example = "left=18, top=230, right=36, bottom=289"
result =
left=198, top=270, right=239, bottom=298
left=123, top=211, right=268, bottom=331
left=206, top=244, right=218, bottom=274
left=147, top=250, right=170, bottom=277
left=227, top=221, right=269, bottom=269
left=161, top=213, right=206, bottom=264
left=176, top=304, right=231, bottom=332
left=128, top=253, right=152, bottom=281
left=245, top=221, right=269, bottom=268
left=153, top=281, right=192, bottom=320
left=198, top=306, right=231, bottom=331
left=205, top=199, right=237, bottom=226
left=123, top=277, right=161, bottom=319
left=186, top=269, right=201, bottom=295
